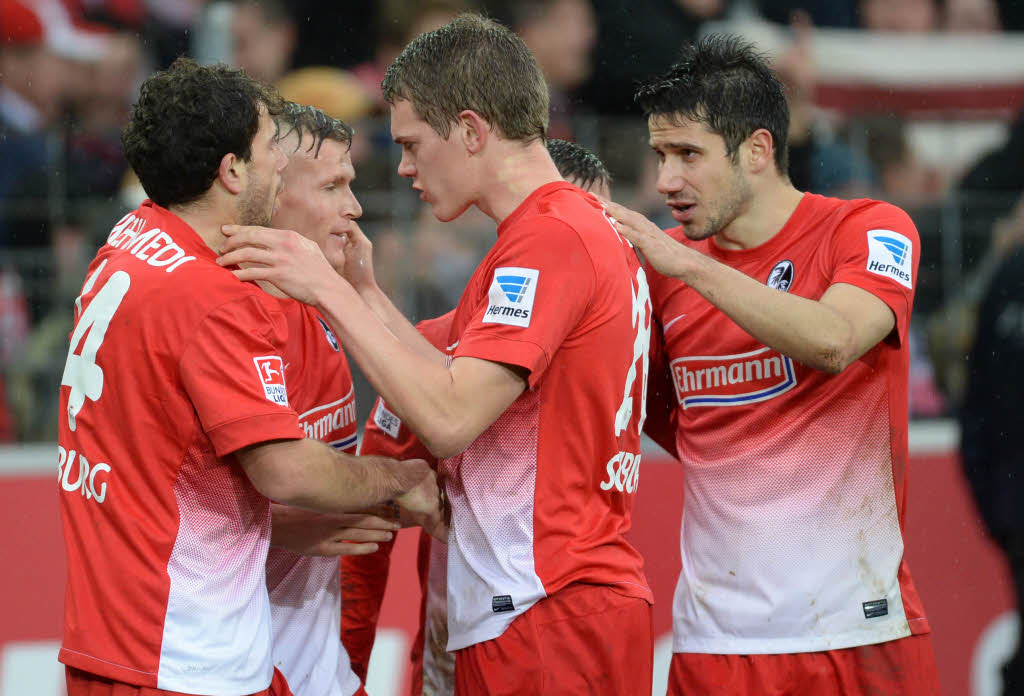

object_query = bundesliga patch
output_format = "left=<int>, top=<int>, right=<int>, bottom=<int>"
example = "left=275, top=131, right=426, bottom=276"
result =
left=482, top=267, right=538, bottom=328
left=374, top=400, right=402, bottom=439
left=253, top=356, right=288, bottom=406
left=865, top=230, right=913, bottom=289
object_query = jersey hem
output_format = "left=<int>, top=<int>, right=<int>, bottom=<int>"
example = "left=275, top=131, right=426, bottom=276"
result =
left=59, top=648, right=157, bottom=687
left=447, top=595, right=543, bottom=652
left=671, top=622, right=915, bottom=655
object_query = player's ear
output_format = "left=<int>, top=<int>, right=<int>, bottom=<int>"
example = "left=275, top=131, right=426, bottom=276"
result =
left=218, top=152, right=246, bottom=195
left=746, top=128, right=774, bottom=175
left=458, top=109, right=489, bottom=155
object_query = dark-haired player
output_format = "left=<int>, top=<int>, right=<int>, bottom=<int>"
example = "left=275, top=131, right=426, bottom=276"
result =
left=606, top=34, right=942, bottom=696
left=56, top=58, right=440, bottom=696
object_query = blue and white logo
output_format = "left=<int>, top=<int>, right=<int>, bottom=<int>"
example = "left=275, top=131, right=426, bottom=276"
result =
left=866, top=229, right=913, bottom=289
left=483, top=266, right=539, bottom=328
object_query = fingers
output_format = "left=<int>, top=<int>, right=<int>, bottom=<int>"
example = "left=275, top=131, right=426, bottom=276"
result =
left=325, top=541, right=381, bottom=557
left=332, top=527, right=394, bottom=543
left=218, top=247, right=276, bottom=268
left=334, top=512, right=400, bottom=531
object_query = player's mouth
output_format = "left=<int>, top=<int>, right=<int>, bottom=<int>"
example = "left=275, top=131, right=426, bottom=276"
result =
left=668, top=201, right=696, bottom=223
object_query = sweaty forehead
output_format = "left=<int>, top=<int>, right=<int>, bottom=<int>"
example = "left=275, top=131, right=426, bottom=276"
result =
left=648, top=115, right=719, bottom=146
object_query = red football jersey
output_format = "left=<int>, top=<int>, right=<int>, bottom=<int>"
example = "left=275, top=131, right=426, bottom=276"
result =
left=439, top=182, right=653, bottom=651
left=649, top=193, right=930, bottom=654
left=57, top=201, right=306, bottom=693
left=268, top=300, right=362, bottom=696
left=343, top=312, right=455, bottom=696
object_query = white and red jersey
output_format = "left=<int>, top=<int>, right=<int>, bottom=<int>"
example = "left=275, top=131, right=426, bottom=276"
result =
left=343, top=312, right=455, bottom=696
left=649, top=193, right=930, bottom=654
left=439, top=182, right=654, bottom=651
left=267, top=301, right=361, bottom=696
left=57, top=201, right=305, bottom=693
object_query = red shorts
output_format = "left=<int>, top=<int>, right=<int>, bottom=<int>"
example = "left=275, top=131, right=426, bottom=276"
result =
left=667, top=633, right=941, bottom=696
left=454, top=583, right=653, bottom=696
left=65, top=666, right=295, bottom=696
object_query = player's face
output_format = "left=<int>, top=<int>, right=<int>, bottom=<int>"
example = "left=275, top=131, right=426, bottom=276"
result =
left=238, top=108, right=288, bottom=226
left=649, top=114, right=752, bottom=241
left=274, top=135, right=362, bottom=271
left=391, top=98, right=473, bottom=222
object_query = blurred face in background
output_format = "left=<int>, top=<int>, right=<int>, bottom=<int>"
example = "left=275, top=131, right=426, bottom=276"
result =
left=231, top=2, right=295, bottom=84
left=518, top=0, right=596, bottom=90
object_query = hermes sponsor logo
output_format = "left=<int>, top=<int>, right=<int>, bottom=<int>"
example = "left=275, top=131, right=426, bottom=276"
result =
left=482, top=267, right=538, bottom=328
left=866, top=229, right=913, bottom=289
left=671, top=347, right=797, bottom=409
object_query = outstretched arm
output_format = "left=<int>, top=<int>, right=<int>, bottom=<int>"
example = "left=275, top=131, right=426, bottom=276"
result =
left=605, top=202, right=895, bottom=374
left=218, top=226, right=527, bottom=458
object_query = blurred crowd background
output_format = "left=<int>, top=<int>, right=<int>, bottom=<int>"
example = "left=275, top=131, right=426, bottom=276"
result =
left=2, top=0, right=1024, bottom=442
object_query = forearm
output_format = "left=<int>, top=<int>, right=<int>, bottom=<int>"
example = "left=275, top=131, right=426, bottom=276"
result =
left=241, top=439, right=424, bottom=514
left=681, top=253, right=857, bottom=373
left=313, top=277, right=474, bottom=456
left=359, top=285, right=447, bottom=364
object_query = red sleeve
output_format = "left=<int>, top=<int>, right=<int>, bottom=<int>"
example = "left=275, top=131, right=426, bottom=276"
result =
left=826, top=202, right=920, bottom=346
left=456, top=218, right=595, bottom=388
left=642, top=318, right=679, bottom=459
left=179, top=295, right=304, bottom=456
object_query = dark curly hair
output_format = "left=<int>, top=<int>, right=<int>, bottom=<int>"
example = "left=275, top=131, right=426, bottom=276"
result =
left=635, top=34, right=790, bottom=175
left=547, top=139, right=612, bottom=193
left=121, top=57, right=284, bottom=208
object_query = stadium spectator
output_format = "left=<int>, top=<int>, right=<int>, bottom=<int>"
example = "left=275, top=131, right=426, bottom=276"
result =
left=231, top=0, right=297, bottom=85
left=219, top=15, right=655, bottom=695
left=605, top=34, right=942, bottom=695
left=340, top=138, right=617, bottom=695
left=580, top=0, right=730, bottom=116
left=485, top=0, right=598, bottom=140
left=961, top=231, right=1024, bottom=696
left=943, top=0, right=1002, bottom=32
left=773, top=14, right=874, bottom=198
left=57, top=57, right=441, bottom=696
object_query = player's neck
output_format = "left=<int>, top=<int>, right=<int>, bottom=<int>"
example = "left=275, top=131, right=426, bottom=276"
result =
left=475, top=142, right=563, bottom=226
left=169, top=198, right=236, bottom=255
left=714, top=181, right=804, bottom=251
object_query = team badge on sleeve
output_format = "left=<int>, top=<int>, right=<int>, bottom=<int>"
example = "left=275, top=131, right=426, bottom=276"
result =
left=482, top=267, right=539, bottom=328
left=253, top=356, right=289, bottom=406
left=865, top=230, right=913, bottom=289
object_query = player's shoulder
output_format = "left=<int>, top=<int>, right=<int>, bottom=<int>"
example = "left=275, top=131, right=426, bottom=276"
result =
left=416, top=310, right=457, bottom=347
left=815, top=194, right=917, bottom=234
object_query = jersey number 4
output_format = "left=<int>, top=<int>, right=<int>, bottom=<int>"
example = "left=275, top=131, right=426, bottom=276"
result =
left=62, top=260, right=131, bottom=431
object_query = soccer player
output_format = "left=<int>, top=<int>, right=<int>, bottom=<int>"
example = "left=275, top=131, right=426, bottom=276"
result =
left=219, top=15, right=655, bottom=695
left=57, top=58, right=440, bottom=696
left=604, top=35, right=942, bottom=695
left=340, top=139, right=617, bottom=696
left=264, top=101, right=397, bottom=696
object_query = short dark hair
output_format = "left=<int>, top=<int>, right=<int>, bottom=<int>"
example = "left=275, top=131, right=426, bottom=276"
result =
left=547, top=138, right=611, bottom=192
left=381, top=13, right=549, bottom=142
left=635, top=34, right=790, bottom=175
left=121, top=57, right=283, bottom=207
left=277, top=101, right=354, bottom=157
